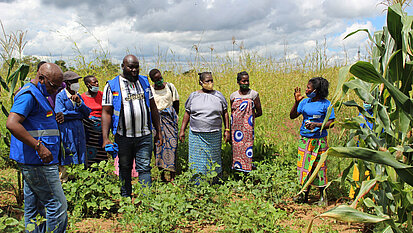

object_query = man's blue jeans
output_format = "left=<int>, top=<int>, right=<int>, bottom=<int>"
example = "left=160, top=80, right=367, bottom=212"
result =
left=20, top=164, right=68, bottom=233
left=115, top=133, right=153, bottom=197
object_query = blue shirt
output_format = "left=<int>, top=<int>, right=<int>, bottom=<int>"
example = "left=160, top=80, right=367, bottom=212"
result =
left=10, top=93, right=37, bottom=118
left=297, top=98, right=335, bottom=138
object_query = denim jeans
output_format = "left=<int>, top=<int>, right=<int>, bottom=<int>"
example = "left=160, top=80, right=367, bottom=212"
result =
left=20, top=164, right=68, bottom=233
left=115, top=133, right=153, bottom=197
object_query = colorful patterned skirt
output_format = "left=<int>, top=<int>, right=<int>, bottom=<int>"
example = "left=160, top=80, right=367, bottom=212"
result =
left=83, top=117, right=108, bottom=167
left=188, top=130, right=222, bottom=175
left=297, top=136, right=328, bottom=187
left=155, top=106, right=178, bottom=172
left=231, top=98, right=255, bottom=172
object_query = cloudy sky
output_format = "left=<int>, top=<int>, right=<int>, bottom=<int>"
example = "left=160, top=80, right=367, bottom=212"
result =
left=0, top=0, right=410, bottom=67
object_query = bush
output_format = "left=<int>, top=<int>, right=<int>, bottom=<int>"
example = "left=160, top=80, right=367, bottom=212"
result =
left=62, top=160, right=122, bottom=218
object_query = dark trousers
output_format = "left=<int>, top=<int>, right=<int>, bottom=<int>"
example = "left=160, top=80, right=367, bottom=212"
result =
left=115, top=133, right=153, bottom=197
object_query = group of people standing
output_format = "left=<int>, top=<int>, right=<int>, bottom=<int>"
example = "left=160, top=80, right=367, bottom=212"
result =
left=7, top=53, right=335, bottom=232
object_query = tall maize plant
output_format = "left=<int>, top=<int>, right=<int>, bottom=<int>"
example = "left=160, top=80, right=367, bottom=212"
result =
left=305, top=3, right=413, bottom=232
left=0, top=58, right=29, bottom=207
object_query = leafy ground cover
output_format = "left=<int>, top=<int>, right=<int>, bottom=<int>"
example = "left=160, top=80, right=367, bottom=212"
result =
left=0, top=22, right=364, bottom=232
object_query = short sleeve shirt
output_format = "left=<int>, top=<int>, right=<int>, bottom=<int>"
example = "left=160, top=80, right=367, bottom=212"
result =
left=10, top=93, right=37, bottom=118
left=150, top=82, right=179, bottom=111
left=185, top=90, right=228, bottom=132
left=230, top=89, right=259, bottom=101
left=81, top=91, right=103, bottom=118
left=102, top=76, right=153, bottom=137
left=297, top=98, right=335, bottom=138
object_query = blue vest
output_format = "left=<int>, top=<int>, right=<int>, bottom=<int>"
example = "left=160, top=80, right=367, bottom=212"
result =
left=10, top=83, right=61, bottom=165
left=107, top=75, right=152, bottom=135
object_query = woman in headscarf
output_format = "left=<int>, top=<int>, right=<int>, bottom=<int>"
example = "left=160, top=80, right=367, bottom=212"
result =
left=179, top=72, right=230, bottom=184
left=149, top=69, right=180, bottom=182
left=290, top=77, right=335, bottom=205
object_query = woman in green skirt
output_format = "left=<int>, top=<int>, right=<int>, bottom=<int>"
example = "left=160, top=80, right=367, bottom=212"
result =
left=290, top=77, right=335, bottom=204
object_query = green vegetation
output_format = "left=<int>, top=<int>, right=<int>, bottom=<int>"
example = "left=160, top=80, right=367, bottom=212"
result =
left=306, top=3, right=413, bottom=233
left=3, top=3, right=413, bottom=233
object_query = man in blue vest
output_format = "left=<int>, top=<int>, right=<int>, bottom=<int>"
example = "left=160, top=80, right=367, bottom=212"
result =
left=102, top=54, right=162, bottom=197
left=6, top=63, right=68, bottom=232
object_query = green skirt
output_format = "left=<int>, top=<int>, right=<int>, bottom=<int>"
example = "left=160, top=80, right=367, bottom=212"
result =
left=297, top=136, right=328, bottom=187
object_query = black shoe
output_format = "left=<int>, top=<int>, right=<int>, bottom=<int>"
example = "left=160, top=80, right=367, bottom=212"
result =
left=293, top=194, right=308, bottom=204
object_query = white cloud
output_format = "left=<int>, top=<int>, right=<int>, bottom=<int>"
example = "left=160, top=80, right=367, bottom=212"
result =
left=0, top=0, right=402, bottom=68
left=323, top=0, right=386, bottom=18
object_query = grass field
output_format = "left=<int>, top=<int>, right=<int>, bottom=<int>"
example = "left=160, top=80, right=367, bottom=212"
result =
left=0, top=52, right=362, bottom=232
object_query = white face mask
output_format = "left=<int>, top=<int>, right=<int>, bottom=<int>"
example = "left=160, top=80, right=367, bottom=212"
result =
left=89, top=85, right=99, bottom=93
left=70, top=82, right=80, bottom=92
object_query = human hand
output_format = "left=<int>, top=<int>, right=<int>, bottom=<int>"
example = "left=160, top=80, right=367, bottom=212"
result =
left=36, top=142, right=53, bottom=163
left=179, top=131, right=185, bottom=143
left=102, top=138, right=112, bottom=148
left=294, top=87, right=304, bottom=103
left=70, top=94, right=81, bottom=104
left=56, top=112, right=64, bottom=124
left=224, top=131, right=231, bottom=143
left=155, top=131, right=163, bottom=146
left=305, top=121, right=320, bottom=130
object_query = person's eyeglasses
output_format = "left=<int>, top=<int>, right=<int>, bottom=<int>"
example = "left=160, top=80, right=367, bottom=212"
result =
left=40, top=75, right=59, bottom=90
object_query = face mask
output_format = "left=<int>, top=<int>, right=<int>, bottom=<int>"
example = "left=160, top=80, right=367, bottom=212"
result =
left=154, top=78, right=164, bottom=87
left=37, top=82, right=50, bottom=97
left=89, top=85, right=99, bottom=93
left=70, top=82, right=80, bottom=92
left=363, top=103, right=372, bottom=111
left=307, top=90, right=316, bottom=99
left=240, top=84, right=249, bottom=90
left=202, top=82, right=214, bottom=91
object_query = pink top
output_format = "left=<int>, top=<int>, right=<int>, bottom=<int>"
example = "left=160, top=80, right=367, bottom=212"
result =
left=81, top=91, right=103, bottom=118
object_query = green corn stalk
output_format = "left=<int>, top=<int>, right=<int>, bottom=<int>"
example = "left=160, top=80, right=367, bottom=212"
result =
left=0, top=58, right=30, bottom=207
left=305, top=3, right=413, bottom=232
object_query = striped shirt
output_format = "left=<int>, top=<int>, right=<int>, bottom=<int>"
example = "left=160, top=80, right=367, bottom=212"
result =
left=102, top=75, right=153, bottom=138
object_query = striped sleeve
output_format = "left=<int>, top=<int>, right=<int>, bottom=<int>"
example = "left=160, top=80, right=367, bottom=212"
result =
left=102, top=83, right=113, bottom=106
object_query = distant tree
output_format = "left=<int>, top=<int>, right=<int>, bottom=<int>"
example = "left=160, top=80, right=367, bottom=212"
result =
left=21, top=56, right=41, bottom=73
left=101, top=59, right=119, bottom=73
left=182, top=69, right=196, bottom=77
left=54, top=59, right=68, bottom=72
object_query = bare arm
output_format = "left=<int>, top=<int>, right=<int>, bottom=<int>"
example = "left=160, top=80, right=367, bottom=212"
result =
left=6, top=113, right=53, bottom=163
left=222, top=109, right=230, bottom=143
left=179, top=111, right=190, bottom=142
left=254, top=95, right=263, bottom=118
left=150, top=98, right=163, bottom=146
left=290, top=101, right=300, bottom=119
left=173, top=100, right=179, bottom=115
left=101, top=105, right=113, bottom=147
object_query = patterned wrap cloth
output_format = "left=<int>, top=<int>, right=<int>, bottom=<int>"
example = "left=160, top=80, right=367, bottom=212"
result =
left=83, top=116, right=108, bottom=167
left=188, top=130, right=222, bottom=175
left=231, top=98, right=255, bottom=172
left=297, top=136, right=328, bottom=187
left=155, top=106, right=178, bottom=171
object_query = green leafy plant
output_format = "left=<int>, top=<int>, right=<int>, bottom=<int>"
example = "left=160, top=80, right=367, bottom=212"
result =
left=0, top=209, right=24, bottom=232
left=306, top=3, right=413, bottom=232
left=62, top=160, right=122, bottom=218
left=0, top=57, right=29, bottom=207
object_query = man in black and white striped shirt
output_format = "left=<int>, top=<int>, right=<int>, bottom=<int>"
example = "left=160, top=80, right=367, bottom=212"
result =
left=102, top=55, right=162, bottom=197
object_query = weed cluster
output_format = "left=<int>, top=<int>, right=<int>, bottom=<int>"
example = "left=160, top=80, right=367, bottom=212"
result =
left=62, top=161, right=122, bottom=218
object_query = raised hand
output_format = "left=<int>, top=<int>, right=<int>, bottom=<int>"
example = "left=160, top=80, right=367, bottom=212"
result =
left=294, top=87, right=304, bottom=103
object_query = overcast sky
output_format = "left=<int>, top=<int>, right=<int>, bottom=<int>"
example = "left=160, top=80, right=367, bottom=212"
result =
left=0, top=0, right=409, bottom=67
